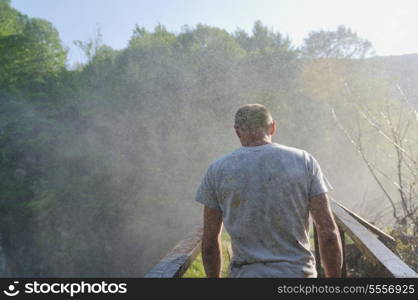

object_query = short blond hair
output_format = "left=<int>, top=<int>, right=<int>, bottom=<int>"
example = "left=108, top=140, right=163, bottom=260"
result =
left=234, top=104, right=273, bottom=132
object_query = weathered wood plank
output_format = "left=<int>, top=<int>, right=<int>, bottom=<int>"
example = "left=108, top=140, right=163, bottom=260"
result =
left=144, top=227, right=203, bottom=278
left=334, top=201, right=397, bottom=248
left=331, top=202, right=418, bottom=278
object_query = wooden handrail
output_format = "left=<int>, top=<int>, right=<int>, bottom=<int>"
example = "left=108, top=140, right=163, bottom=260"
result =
left=329, top=201, right=417, bottom=278
left=144, top=227, right=203, bottom=278
left=333, top=200, right=397, bottom=249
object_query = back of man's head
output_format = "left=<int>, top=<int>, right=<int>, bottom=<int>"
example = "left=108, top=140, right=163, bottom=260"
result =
left=234, top=104, right=273, bottom=133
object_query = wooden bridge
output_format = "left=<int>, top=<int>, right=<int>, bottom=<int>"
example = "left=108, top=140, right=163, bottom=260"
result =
left=145, top=200, right=418, bottom=278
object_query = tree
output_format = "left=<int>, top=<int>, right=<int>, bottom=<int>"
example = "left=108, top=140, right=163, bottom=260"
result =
left=301, top=25, right=374, bottom=59
left=0, top=0, right=25, bottom=37
left=234, top=20, right=293, bottom=54
left=0, top=14, right=67, bottom=92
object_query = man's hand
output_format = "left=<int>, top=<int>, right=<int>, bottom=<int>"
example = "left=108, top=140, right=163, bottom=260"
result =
left=309, top=193, right=343, bottom=277
left=202, top=206, right=223, bottom=278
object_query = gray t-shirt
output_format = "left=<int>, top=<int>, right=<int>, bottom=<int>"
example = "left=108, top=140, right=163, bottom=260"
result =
left=195, top=143, right=332, bottom=278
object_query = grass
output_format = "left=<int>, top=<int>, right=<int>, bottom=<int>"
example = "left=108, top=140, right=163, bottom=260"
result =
left=183, top=230, right=232, bottom=278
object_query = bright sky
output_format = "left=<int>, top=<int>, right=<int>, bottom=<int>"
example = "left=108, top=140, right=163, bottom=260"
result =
left=11, top=0, right=418, bottom=65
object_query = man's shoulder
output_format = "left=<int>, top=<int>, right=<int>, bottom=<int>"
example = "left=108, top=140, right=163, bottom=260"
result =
left=209, top=151, right=237, bottom=169
left=270, top=143, right=311, bottom=160
left=276, top=145, right=325, bottom=173
left=204, top=148, right=244, bottom=176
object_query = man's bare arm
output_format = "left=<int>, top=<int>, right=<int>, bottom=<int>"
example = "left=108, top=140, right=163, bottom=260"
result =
left=310, top=193, right=343, bottom=277
left=202, top=206, right=223, bottom=278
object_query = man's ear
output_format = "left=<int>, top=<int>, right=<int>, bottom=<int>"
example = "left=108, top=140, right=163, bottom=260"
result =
left=269, top=121, right=277, bottom=136
left=234, top=127, right=241, bottom=138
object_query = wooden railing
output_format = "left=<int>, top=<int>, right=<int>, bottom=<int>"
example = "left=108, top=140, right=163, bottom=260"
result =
left=323, top=201, right=417, bottom=278
left=144, top=227, right=203, bottom=278
left=145, top=201, right=418, bottom=278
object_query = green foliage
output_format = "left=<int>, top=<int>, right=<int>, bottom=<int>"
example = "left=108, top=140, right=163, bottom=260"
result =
left=302, top=25, right=374, bottom=59
left=183, top=231, right=231, bottom=278
left=0, top=0, right=24, bottom=37
left=0, top=5, right=67, bottom=93
left=235, top=20, right=293, bottom=55
left=390, top=226, right=418, bottom=272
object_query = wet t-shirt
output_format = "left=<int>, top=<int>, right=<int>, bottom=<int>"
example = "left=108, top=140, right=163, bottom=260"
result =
left=195, top=143, right=332, bottom=278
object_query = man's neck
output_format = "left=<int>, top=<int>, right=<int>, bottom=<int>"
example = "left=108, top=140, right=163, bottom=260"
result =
left=241, top=139, right=272, bottom=147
